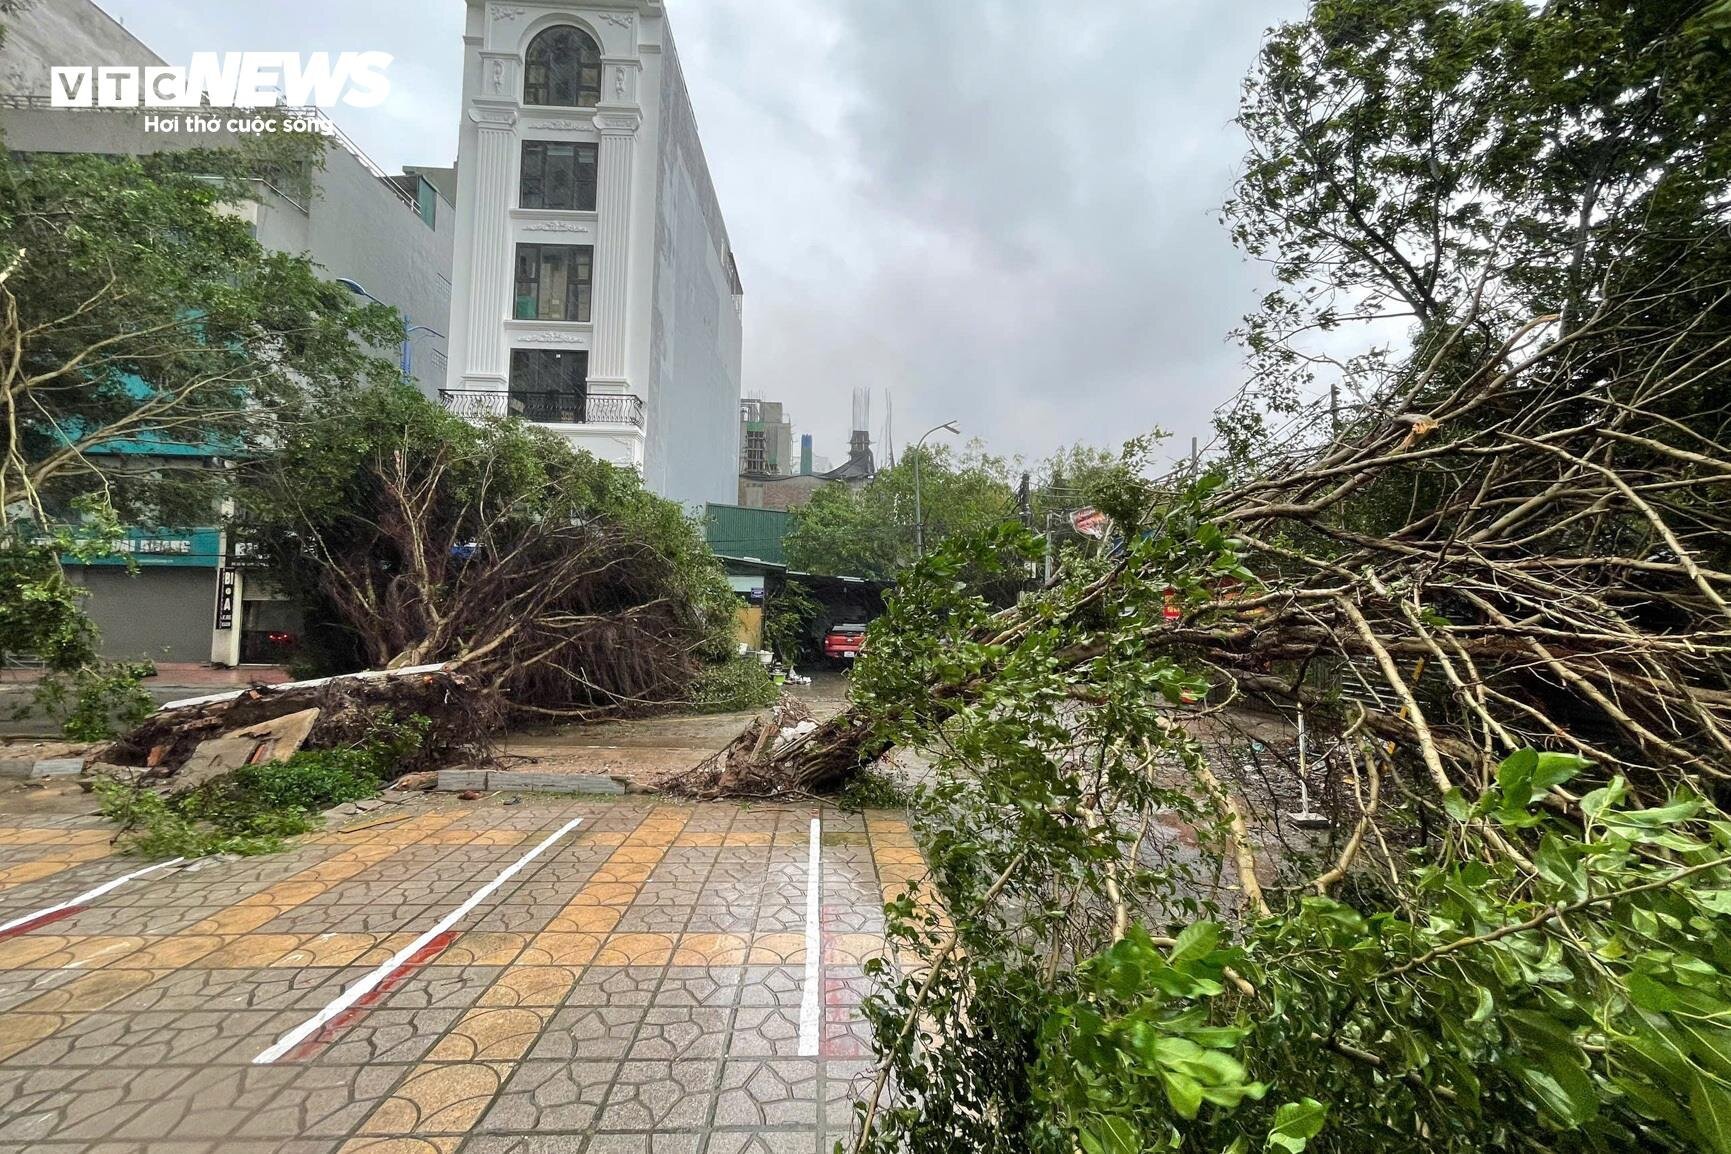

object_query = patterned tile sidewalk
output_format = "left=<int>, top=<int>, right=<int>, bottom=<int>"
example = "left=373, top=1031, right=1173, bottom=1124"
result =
left=0, top=796, right=919, bottom=1153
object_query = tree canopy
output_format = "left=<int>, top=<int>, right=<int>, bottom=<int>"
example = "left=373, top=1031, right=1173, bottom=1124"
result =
left=1220, top=0, right=1731, bottom=459
left=783, top=441, right=1139, bottom=580
left=0, top=144, right=400, bottom=734
left=0, top=147, right=400, bottom=528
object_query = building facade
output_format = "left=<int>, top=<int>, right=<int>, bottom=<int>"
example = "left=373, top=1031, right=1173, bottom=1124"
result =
left=0, top=0, right=456, bottom=666
left=445, top=0, right=744, bottom=511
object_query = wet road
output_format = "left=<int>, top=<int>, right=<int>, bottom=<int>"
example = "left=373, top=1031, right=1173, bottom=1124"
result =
left=0, top=795, right=920, bottom=1153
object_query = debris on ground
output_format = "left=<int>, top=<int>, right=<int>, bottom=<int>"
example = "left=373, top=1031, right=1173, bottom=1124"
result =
left=100, top=664, right=494, bottom=783
left=0, top=738, right=100, bottom=779
left=169, top=708, right=320, bottom=793
left=660, top=694, right=846, bottom=798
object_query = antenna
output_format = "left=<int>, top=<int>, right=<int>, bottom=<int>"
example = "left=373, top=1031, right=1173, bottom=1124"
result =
left=881, top=390, right=896, bottom=469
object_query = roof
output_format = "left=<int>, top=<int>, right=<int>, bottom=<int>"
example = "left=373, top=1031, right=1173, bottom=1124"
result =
left=704, top=503, right=791, bottom=567
left=715, top=555, right=893, bottom=590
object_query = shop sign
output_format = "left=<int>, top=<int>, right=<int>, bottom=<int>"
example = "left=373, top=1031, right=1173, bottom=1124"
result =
left=214, top=568, right=237, bottom=629
left=1070, top=508, right=1111, bottom=539
left=58, top=526, right=224, bottom=568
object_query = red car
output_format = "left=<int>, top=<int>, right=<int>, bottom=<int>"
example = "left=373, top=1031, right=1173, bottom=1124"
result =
left=821, top=623, right=868, bottom=667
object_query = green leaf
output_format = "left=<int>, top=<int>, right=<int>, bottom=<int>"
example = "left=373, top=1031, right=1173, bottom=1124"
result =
left=1164, top=1071, right=1205, bottom=1119
left=1532, top=752, right=1589, bottom=790
left=1442, top=789, right=1472, bottom=823
left=1628, top=972, right=1682, bottom=1014
left=1580, top=777, right=1628, bottom=823
left=1692, top=1073, right=1731, bottom=1154
left=1266, top=1099, right=1327, bottom=1152
left=1496, top=748, right=1538, bottom=812
left=1681, top=1023, right=1731, bottom=1084
left=1081, top=1116, right=1140, bottom=1154
left=1511, top=1053, right=1598, bottom=1127
left=1469, top=984, right=1495, bottom=1025
left=1167, top=921, right=1222, bottom=969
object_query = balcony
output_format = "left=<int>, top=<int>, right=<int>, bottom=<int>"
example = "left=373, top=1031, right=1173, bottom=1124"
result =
left=440, top=390, right=644, bottom=428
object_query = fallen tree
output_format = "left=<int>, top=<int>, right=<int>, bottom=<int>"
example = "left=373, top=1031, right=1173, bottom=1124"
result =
left=236, top=384, right=739, bottom=723
left=738, top=4, right=1731, bottom=1150
left=793, top=270, right=1731, bottom=1150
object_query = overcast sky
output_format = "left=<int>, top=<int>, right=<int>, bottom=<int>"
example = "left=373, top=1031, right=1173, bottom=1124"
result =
left=101, top=0, right=1303, bottom=472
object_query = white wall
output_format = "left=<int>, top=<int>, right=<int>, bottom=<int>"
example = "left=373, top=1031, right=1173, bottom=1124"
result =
left=644, top=32, right=743, bottom=511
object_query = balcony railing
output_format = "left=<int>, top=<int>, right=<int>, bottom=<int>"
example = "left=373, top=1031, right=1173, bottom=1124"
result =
left=439, top=389, right=644, bottom=428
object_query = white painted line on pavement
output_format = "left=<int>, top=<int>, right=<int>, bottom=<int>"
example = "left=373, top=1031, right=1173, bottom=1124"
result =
left=0, top=856, right=187, bottom=938
left=252, top=815, right=584, bottom=1064
left=799, top=814, right=822, bottom=1056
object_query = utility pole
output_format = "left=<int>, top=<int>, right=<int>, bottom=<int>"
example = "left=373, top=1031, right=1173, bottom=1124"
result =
left=1044, top=513, right=1058, bottom=583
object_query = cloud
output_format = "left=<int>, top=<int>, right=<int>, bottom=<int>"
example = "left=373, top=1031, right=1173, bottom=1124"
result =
left=681, top=0, right=1303, bottom=469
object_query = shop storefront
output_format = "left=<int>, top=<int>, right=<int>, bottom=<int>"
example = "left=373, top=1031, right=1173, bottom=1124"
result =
left=63, top=527, right=224, bottom=664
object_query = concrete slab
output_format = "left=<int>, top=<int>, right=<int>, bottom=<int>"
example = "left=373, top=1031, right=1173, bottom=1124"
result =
left=488, top=771, right=627, bottom=794
left=28, top=758, right=84, bottom=779
left=173, top=707, right=321, bottom=791
left=436, top=768, right=489, bottom=791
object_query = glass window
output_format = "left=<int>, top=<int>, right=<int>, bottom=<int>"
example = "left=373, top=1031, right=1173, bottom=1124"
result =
left=523, top=26, right=602, bottom=108
left=514, top=243, right=593, bottom=322
left=520, top=141, right=598, bottom=211
left=509, top=349, right=588, bottom=423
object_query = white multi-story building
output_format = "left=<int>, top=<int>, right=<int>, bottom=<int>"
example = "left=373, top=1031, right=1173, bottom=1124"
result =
left=445, top=0, right=745, bottom=510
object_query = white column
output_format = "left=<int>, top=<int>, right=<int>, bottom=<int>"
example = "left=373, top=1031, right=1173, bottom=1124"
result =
left=589, top=108, right=642, bottom=387
left=463, top=105, right=518, bottom=389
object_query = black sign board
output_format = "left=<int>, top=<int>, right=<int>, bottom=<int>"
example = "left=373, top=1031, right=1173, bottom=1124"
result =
left=214, top=568, right=237, bottom=630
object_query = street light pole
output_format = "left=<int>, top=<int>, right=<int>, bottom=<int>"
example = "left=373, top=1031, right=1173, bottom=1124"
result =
left=336, top=278, right=446, bottom=381
left=912, top=420, right=960, bottom=556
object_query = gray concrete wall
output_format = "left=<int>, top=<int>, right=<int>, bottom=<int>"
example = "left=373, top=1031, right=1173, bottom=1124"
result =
left=645, top=31, right=743, bottom=513
left=0, top=0, right=163, bottom=97
left=299, top=143, right=455, bottom=396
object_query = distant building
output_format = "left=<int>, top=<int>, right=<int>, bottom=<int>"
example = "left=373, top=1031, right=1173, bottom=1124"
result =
left=738, top=473, right=827, bottom=512
left=444, top=0, right=744, bottom=511
left=0, top=0, right=454, bottom=666
left=739, top=399, right=794, bottom=476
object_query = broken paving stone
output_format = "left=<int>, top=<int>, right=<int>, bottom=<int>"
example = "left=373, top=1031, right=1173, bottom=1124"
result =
left=30, top=757, right=86, bottom=779
left=81, top=763, right=145, bottom=790
left=355, top=798, right=385, bottom=811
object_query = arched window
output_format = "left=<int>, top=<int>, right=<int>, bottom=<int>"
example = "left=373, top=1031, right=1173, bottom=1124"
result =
left=523, top=26, right=602, bottom=108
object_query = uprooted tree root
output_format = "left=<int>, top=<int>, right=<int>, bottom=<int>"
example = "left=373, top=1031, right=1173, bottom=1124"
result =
left=657, top=694, right=894, bottom=799
left=102, top=668, right=497, bottom=781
